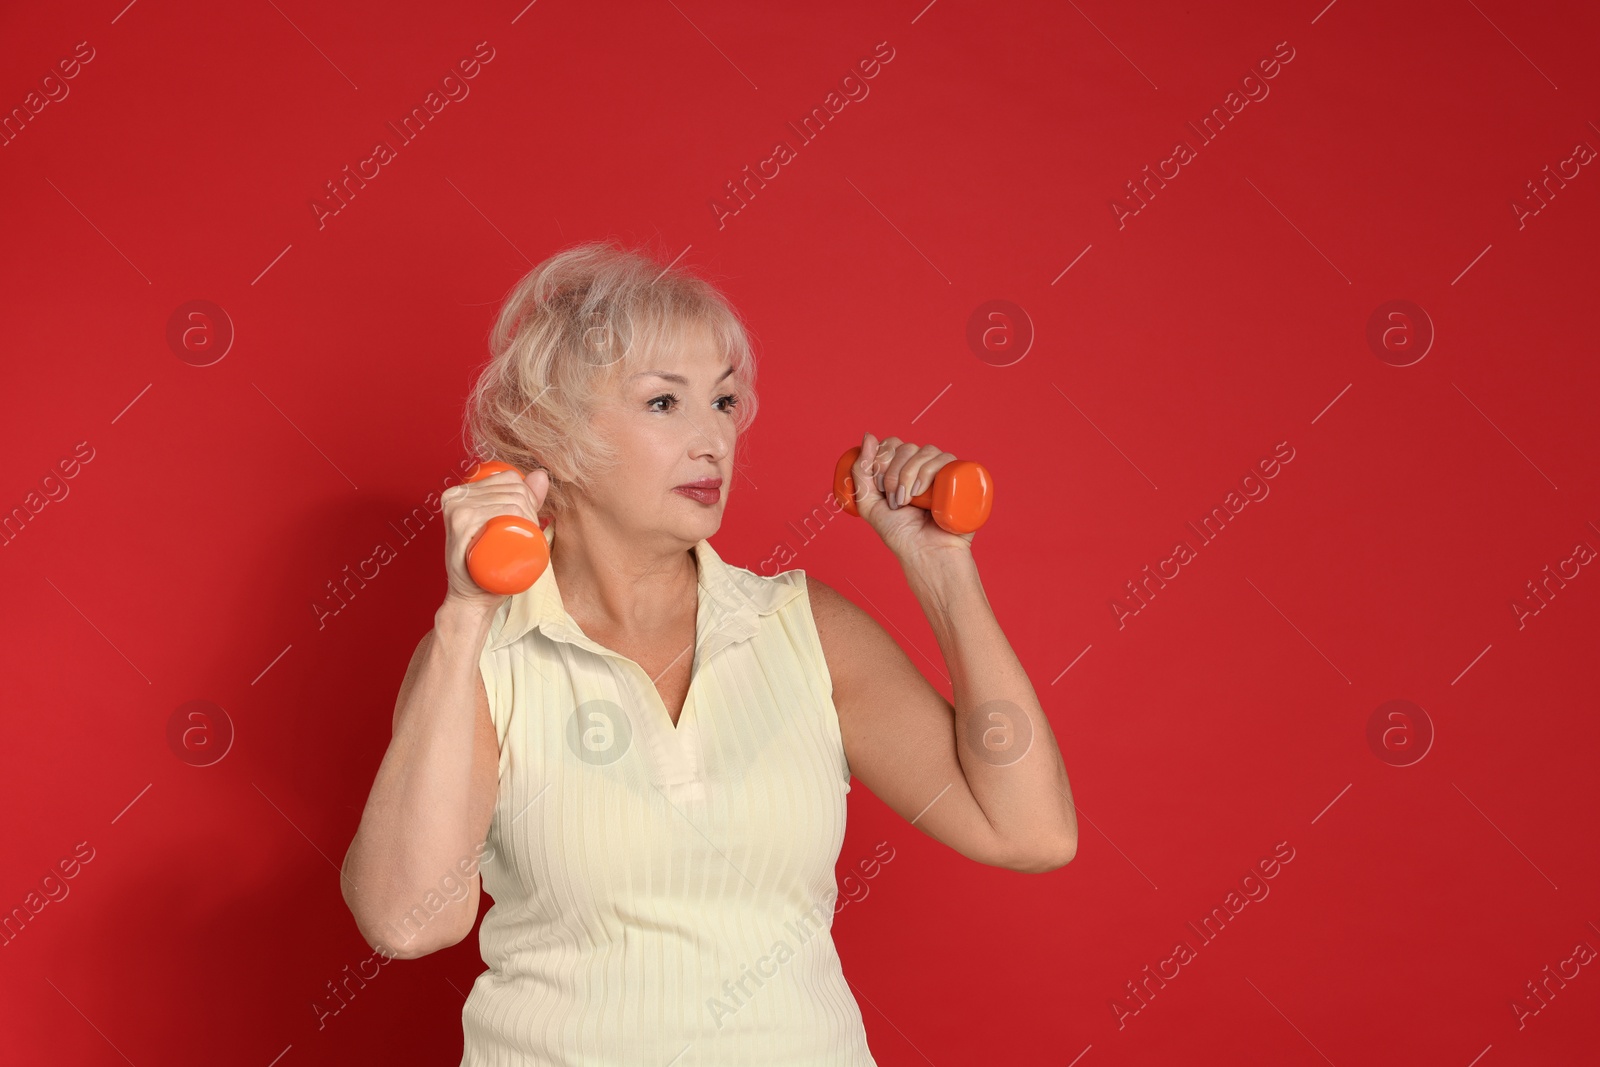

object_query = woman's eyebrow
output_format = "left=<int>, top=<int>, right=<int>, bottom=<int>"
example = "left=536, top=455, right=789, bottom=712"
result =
left=630, top=366, right=735, bottom=385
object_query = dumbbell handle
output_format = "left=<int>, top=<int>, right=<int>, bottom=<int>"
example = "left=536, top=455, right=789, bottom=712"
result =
left=461, top=461, right=550, bottom=595
left=832, top=446, right=994, bottom=535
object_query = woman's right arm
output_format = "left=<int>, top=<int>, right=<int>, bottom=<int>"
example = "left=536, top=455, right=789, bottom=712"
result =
left=340, top=467, right=548, bottom=959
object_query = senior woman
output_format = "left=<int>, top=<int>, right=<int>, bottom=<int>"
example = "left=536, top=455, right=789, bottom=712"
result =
left=341, top=242, right=1078, bottom=1065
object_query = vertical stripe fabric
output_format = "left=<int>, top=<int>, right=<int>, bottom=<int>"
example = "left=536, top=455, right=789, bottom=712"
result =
left=461, top=522, right=878, bottom=1066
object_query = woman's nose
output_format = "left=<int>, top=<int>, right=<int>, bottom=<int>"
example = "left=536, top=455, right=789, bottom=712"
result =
left=690, top=423, right=732, bottom=459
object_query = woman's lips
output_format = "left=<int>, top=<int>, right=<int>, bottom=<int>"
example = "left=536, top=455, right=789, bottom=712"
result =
left=673, top=485, right=721, bottom=504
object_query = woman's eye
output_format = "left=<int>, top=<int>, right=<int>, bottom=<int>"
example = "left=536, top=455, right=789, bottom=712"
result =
left=648, top=393, right=739, bottom=412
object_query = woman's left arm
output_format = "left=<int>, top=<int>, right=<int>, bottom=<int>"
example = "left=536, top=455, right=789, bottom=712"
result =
left=811, top=433, right=1078, bottom=873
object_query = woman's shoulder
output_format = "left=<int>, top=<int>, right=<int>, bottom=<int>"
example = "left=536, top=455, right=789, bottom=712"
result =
left=710, top=548, right=862, bottom=647
left=710, top=548, right=810, bottom=615
left=708, top=541, right=867, bottom=621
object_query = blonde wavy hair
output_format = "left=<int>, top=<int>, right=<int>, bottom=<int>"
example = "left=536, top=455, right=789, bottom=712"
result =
left=463, top=241, right=761, bottom=519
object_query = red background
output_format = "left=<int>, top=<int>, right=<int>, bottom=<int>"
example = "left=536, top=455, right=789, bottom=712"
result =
left=3, top=1, right=1598, bottom=1064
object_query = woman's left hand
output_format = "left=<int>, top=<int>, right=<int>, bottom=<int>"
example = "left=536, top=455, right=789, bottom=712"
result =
left=849, top=432, right=977, bottom=562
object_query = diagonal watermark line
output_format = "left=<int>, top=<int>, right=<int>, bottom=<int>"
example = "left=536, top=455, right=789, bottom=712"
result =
left=1051, top=643, right=1092, bottom=685
left=909, top=782, right=953, bottom=826
left=649, top=643, right=695, bottom=689
left=1065, top=0, right=1157, bottom=89
left=1051, top=382, right=1157, bottom=489
left=1245, top=176, right=1350, bottom=285
left=254, top=782, right=361, bottom=892
left=45, top=977, right=137, bottom=1065
left=650, top=782, right=759, bottom=889
left=446, top=176, right=534, bottom=266
left=663, top=0, right=758, bottom=89
left=252, top=644, right=294, bottom=686
left=842, top=577, right=949, bottom=683
left=253, top=382, right=360, bottom=489
left=264, top=0, right=358, bottom=89
left=252, top=244, right=294, bottom=286
left=1311, top=783, right=1350, bottom=825
left=111, top=383, right=153, bottom=424
left=517, top=383, right=556, bottom=419
left=510, top=781, right=553, bottom=824
left=45, top=176, right=151, bottom=284
left=39, top=571, right=151, bottom=684
left=505, top=635, right=558, bottom=689
left=843, top=176, right=951, bottom=284
left=1073, top=799, right=1156, bottom=889
left=112, top=784, right=152, bottom=824
left=1451, top=381, right=1557, bottom=489
left=845, top=976, right=940, bottom=1066
left=1464, top=0, right=1557, bottom=89
left=1310, top=383, right=1351, bottom=425
left=652, top=244, right=692, bottom=284
left=910, top=383, right=952, bottom=425
left=1245, top=577, right=1351, bottom=684
left=1451, top=243, right=1492, bottom=285
left=1051, top=243, right=1093, bottom=285
left=1453, top=782, right=1557, bottom=889
left=1451, top=643, right=1492, bottom=685
left=1245, top=976, right=1337, bottom=1065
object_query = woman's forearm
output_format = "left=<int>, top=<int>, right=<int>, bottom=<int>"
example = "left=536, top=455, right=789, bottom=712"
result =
left=341, top=601, right=494, bottom=956
left=900, top=547, right=1078, bottom=866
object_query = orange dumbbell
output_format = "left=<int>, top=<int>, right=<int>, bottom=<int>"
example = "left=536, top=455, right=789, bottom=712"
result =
left=461, top=461, right=550, bottom=595
left=832, top=446, right=994, bottom=535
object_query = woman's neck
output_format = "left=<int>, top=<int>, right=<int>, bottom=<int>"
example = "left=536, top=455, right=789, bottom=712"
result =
left=547, top=511, right=699, bottom=636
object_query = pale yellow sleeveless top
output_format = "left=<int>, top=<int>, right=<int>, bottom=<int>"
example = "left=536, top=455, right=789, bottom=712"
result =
left=461, top=522, right=878, bottom=1065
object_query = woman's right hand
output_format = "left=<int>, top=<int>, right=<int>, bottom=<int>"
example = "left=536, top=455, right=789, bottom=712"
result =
left=439, top=466, right=551, bottom=613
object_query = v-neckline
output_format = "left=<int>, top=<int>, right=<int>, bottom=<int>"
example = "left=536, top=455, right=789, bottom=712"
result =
left=629, top=648, right=704, bottom=784
left=517, top=533, right=779, bottom=778
left=563, top=548, right=702, bottom=731
left=575, top=604, right=701, bottom=736
left=651, top=587, right=703, bottom=738
left=648, top=639, right=697, bottom=733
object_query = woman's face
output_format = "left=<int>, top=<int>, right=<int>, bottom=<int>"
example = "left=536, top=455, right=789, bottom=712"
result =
left=582, top=321, right=740, bottom=543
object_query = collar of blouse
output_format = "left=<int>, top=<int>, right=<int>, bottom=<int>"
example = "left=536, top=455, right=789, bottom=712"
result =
left=486, top=522, right=806, bottom=666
